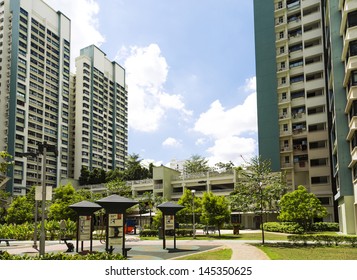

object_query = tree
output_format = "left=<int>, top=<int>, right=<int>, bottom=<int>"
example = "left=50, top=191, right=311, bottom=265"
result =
left=122, top=153, right=151, bottom=181
left=5, top=196, right=34, bottom=224
left=78, top=166, right=90, bottom=186
left=230, top=156, right=288, bottom=215
left=201, top=192, right=231, bottom=236
left=0, top=151, right=13, bottom=174
left=106, top=178, right=132, bottom=197
left=214, top=161, right=235, bottom=172
left=176, top=189, right=202, bottom=224
left=48, top=183, right=82, bottom=221
left=139, top=191, right=163, bottom=229
left=278, top=185, right=328, bottom=231
left=183, top=154, right=210, bottom=174
left=88, top=168, right=106, bottom=184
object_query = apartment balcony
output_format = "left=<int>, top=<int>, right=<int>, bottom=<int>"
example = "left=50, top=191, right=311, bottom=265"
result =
left=340, top=0, right=357, bottom=35
left=348, top=146, right=357, bottom=168
left=278, top=96, right=291, bottom=105
left=302, top=13, right=321, bottom=26
left=347, top=116, right=357, bottom=140
left=303, top=28, right=322, bottom=42
left=304, top=61, right=324, bottom=75
left=305, top=78, right=325, bottom=91
left=304, top=44, right=324, bottom=58
left=288, top=17, right=301, bottom=29
left=289, top=65, right=303, bottom=76
left=274, top=2, right=286, bottom=14
left=288, top=33, right=302, bottom=44
left=292, top=126, right=307, bottom=136
left=343, top=56, right=357, bottom=87
left=279, top=113, right=291, bottom=121
left=281, top=162, right=293, bottom=169
left=345, top=86, right=357, bottom=113
left=292, top=112, right=306, bottom=122
left=280, top=129, right=292, bottom=137
left=342, top=27, right=357, bottom=60
left=294, top=161, right=308, bottom=171
left=280, top=146, right=292, bottom=153
left=287, top=1, right=300, bottom=11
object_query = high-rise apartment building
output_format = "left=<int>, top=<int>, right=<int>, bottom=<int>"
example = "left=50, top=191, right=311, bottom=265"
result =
left=254, top=0, right=336, bottom=223
left=255, top=0, right=357, bottom=234
left=69, top=45, right=128, bottom=180
left=324, top=0, right=357, bottom=234
left=0, top=0, right=70, bottom=195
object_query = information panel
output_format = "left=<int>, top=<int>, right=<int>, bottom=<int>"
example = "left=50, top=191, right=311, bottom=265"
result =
left=108, top=214, right=123, bottom=246
left=79, top=215, right=91, bottom=241
left=165, top=215, right=174, bottom=230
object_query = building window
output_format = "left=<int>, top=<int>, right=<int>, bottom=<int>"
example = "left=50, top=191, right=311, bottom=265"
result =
left=349, top=40, right=357, bottom=57
left=308, top=123, right=325, bottom=132
left=309, top=140, right=326, bottom=149
left=311, top=176, right=328, bottom=184
left=310, top=158, right=327, bottom=167
left=290, top=75, right=304, bottom=83
left=347, top=10, right=357, bottom=29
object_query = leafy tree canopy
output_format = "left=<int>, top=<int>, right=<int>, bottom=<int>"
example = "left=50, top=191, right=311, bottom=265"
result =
left=230, top=156, right=288, bottom=214
left=278, top=185, right=327, bottom=231
left=176, top=189, right=202, bottom=224
left=201, top=192, right=231, bottom=236
left=0, top=151, right=13, bottom=174
left=184, top=154, right=210, bottom=174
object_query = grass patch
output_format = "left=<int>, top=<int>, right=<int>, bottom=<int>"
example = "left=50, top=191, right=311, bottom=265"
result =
left=175, top=248, right=232, bottom=260
left=255, top=244, right=357, bottom=260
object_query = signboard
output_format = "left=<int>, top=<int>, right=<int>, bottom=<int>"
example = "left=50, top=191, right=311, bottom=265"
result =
left=79, top=215, right=91, bottom=241
left=108, top=214, right=123, bottom=246
left=165, top=215, right=174, bottom=230
left=35, top=186, right=52, bottom=201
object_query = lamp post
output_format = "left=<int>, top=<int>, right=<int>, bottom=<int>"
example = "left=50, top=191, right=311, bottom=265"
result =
left=38, top=141, right=57, bottom=257
left=18, top=151, right=39, bottom=250
left=259, top=181, right=265, bottom=245
left=191, top=189, right=196, bottom=239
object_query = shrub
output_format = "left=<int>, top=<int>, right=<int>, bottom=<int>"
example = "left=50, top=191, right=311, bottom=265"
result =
left=176, top=229, right=193, bottom=237
left=310, top=222, right=339, bottom=232
left=139, top=229, right=158, bottom=237
left=263, top=222, right=304, bottom=234
left=287, top=234, right=357, bottom=246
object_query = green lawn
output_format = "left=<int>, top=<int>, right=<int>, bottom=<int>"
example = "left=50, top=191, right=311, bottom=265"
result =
left=175, top=248, right=232, bottom=260
left=256, top=244, right=357, bottom=260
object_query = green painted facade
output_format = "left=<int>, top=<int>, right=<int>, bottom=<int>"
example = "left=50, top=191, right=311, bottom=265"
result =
left=328, top=0, right=353, bottom=197
left=6, top=0, right=21, bottom=193
left=253, top=0, right=280, bottom=171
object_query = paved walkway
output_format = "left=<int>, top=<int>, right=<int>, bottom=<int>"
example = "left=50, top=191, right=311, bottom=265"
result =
left=1, top=230, right=273, bottom=260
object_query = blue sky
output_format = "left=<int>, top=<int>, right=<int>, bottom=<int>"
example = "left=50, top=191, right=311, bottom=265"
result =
left=45, top=0, right=258, bottom=167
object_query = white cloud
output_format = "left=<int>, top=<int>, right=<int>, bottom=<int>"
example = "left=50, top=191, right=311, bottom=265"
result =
left=243, top=76, right=256, bottom=92
left=207, top=136, right=256, bottom=166
left=195, top=138, right=207, bottom=146
left=44, top=0, right=105, bottom=70
left=162, top=137, right=182, bottom=148
left=194, top=76, right=258, bottom=166
left=194, top=93, right=257, bottom=139
left=118, top=44, right=192, bottom=132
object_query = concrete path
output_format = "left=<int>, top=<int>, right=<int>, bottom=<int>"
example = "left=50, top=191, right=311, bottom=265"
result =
left=1, top=230, right=273, bottom=260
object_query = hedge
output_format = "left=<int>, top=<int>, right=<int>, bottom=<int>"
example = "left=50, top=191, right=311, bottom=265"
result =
left=287, top=234, right=357, bottom=247
left=263, top=222, right=339, bottom=234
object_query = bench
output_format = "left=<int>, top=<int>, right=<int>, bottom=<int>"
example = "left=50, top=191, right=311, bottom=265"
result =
left=0, top=239, right=16, bottom=246
left=61, top=238, right=74, bottom=252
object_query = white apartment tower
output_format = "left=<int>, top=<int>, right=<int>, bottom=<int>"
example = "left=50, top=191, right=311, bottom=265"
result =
left=0, top=0, right=70, bottom=194
left=70, top=45, right=128, bottom=180
left=255, top=0, right=336, bottom=221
